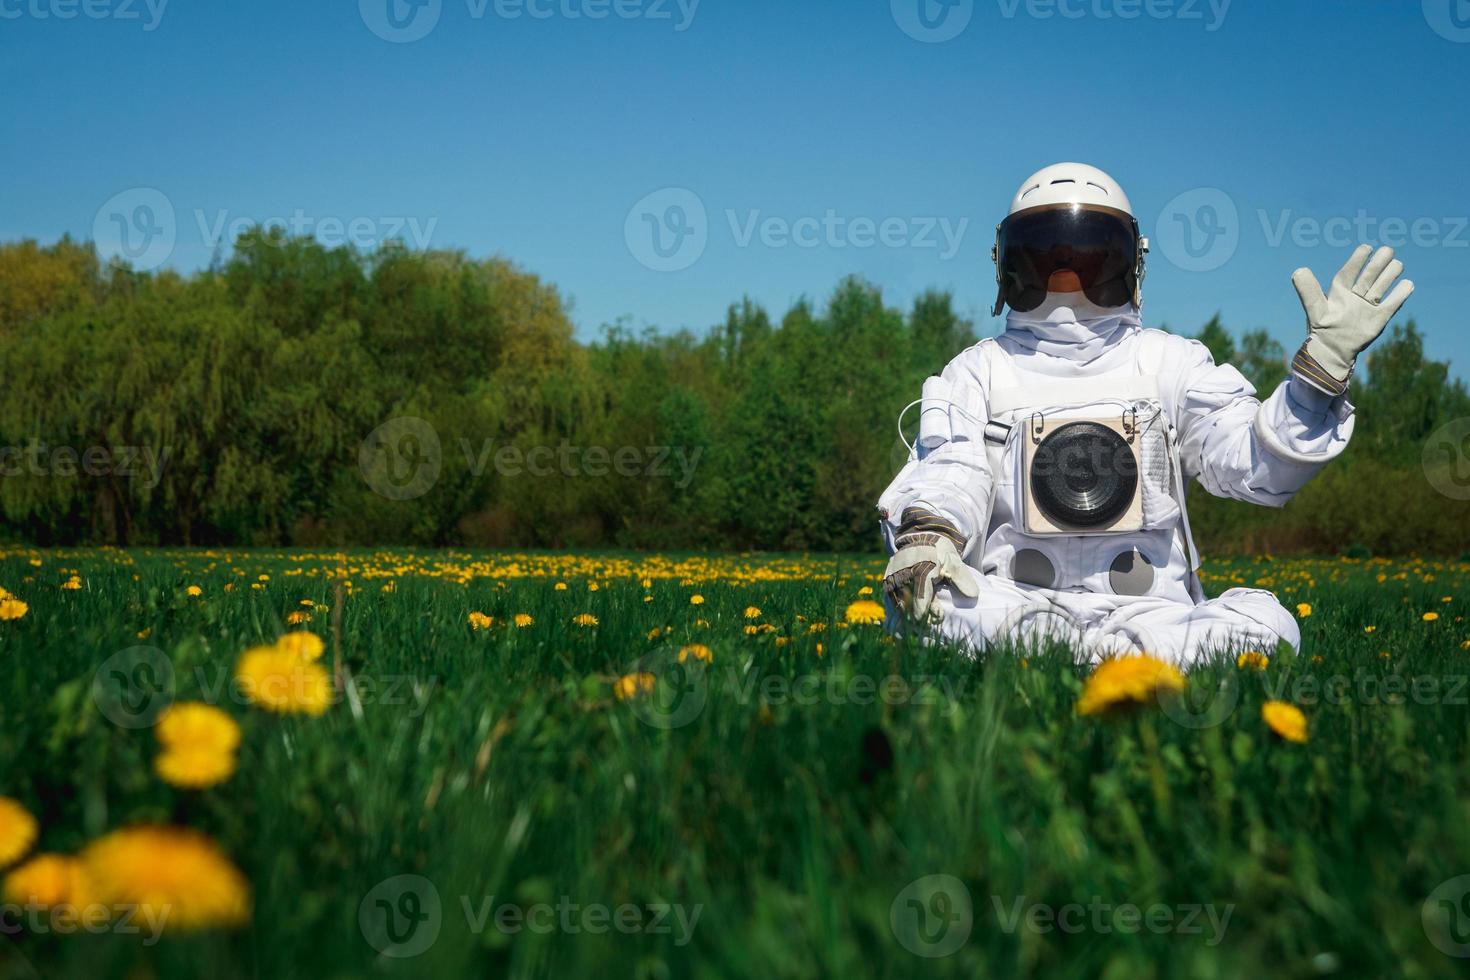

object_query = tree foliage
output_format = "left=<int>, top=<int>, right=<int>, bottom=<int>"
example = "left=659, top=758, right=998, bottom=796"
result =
left=0, top=234, right=1463, bottom=554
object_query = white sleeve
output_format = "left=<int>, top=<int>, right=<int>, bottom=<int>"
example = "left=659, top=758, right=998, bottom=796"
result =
left=877, top=348, right=996, bottom=551
left=1171, top=338, right=1355, bottom=508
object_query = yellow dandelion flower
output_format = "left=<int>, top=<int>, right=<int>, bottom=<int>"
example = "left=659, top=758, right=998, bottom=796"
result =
left=514, top=613, right=534, bottom=628
left=694, top=618, right=709, bottom=628
left=554, top=582, right=568, bottom=591
left=1363, top=625, right=1376, bottom=634
left=299, top=599, right=315, bottom=607
left=285, top=610, right=311, bottom=625
left=689, top=594, right=705, bottom=605
left=234, top=646, right=332, bottom=716
left=2, top=854, right=92, bottom=908
left=857, top=585, right=874, bottom=596
left=1236, top=651, right=1270, bottom=671
left=643, top=595, right=654, bottom=603
left=277, top=632, right=325, bottom=662
left=808, top=622, right=827, bottom=633
left=588, top=582, right=600, bottom=592
left=744, top=606, right=762, bottom=619
left=1077, top=655, right=1186, bottom=717
left=155, top=748, right=238, bottom=790
left=614, top=672, right=656, bottom=700
left=186, top=585, right=203, bottom=597
left=678, top=644, right=712, bottom=664
left=156, top=703, right=241, bottom=755
left=0, top=798, right=38, bottom=869
left=468, top=612, right=493, bottom=630
left=815, top=643, right=825, bottom=656
left=81, top=826, right=250, bottom=931
left=743, top=624, right=759, bottom=636
left=573, top=613, right=599, bottom=627
left=1261, top=700, right=1308, bottom=743
left=136, top=628, right=151, bottom=639
left=61, top=576, right=82, bottom=591
left=0, top=599, right=28, bottom=621
left=845, top=600, right=886, bottom=625
left=1295, top=602, right=1312, bottom=618
left=774, top=636, right=789, bottom=648
left=1423, top=611, right=1440, bottom=622
left=646, top=626, right=663, bottom=640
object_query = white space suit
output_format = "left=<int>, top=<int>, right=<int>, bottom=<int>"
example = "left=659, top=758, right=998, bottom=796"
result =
left=880, top=163, right=1412, bottom=665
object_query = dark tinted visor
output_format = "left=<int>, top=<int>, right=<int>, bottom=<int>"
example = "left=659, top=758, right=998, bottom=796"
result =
left=996, top=204, right=1139, bottom=313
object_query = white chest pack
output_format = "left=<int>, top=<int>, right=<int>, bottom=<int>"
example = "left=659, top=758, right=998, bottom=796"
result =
left=900, top=333, right=1201, bottom=567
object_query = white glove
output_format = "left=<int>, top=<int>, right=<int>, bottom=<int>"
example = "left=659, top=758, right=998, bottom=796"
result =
left=1290, top=244, right=1414, bottom=396
left=883, top=507, right=979, bottom=621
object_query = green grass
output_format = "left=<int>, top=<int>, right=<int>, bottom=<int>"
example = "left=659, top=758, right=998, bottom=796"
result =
left=1, top=548, right=1468, bottom=979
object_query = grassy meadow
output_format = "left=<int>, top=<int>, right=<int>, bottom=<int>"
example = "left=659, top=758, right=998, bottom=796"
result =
left=0, top=547, right=1468, bottom=978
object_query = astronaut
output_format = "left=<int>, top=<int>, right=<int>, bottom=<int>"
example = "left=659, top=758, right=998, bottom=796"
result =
left=879, top=163, right=1414, bottom=664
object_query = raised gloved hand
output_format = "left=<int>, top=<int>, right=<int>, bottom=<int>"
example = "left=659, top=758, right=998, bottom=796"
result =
left=883, top=506, right=979, bottom=620
left=1290, top=244, right=1414, bottom=396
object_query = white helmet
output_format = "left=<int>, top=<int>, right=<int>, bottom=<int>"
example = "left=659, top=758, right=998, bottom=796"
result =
left=990, top=162, right=1149, bottom=315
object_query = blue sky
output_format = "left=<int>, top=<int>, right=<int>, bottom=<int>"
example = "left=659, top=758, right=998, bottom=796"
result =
left=3, top=0, right=1468, bottom=378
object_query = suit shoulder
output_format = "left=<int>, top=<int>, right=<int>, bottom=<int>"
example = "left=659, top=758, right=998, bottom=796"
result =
left=1139, top=328, right=1216, bottom=364
left=935, top=337, right=997, bottom=372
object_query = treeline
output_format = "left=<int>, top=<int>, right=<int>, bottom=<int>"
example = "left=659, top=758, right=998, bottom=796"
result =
left=0, top=233, right=1465, bottom=554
